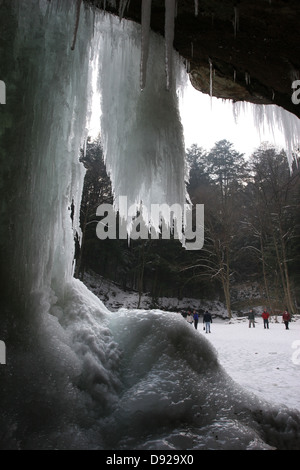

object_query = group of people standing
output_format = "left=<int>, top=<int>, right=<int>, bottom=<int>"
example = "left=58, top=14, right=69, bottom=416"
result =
left=248, top=308, right=291, bottom=329
left=185, top=309, right=213, bottom=333
left=183, top=307, right=292, bottom=332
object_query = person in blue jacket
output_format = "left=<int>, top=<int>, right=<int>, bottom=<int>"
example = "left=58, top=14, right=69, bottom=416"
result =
left=193, top=310, right=199, bottom=330
left=203, top=310, right=212, bottom=333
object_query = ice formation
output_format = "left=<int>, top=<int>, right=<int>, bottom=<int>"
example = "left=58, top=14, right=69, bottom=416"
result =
left=194, top=0, right=199, bottom=17
left=164, top=0, right=176, bottom=91
left=96, top=9, right=188, bottom=233
left=232, top=101, right=300, bottom=169
left=0, top=0, right=300, bottom=450
left=140, top=0, right=152, bottom=90
left=209, top=58, right=213, bottom=101
left=233, top=6, right=239, bottom=38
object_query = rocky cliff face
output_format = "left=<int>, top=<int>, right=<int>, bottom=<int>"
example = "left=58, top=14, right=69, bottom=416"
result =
left=87, top=0, right=300, bottom=119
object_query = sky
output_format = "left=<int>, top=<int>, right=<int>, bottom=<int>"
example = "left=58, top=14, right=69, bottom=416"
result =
left=179, top=80, right=288, bottom=158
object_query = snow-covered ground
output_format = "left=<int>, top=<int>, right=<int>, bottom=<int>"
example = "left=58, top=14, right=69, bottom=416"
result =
left=83, top=271, right=300, bottom=415
left=196, top=316, right=300, bottom=412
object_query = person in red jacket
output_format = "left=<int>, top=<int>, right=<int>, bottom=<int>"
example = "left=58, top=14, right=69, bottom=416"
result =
left=282, top=310, right=291, bottom=330
left=262, top=308, right=270, bottom=329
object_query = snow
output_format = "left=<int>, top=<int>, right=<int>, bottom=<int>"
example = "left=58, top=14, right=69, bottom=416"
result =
left=205, top=317, right=300, bottom=412
left=84, top=272, right=300, bottom=415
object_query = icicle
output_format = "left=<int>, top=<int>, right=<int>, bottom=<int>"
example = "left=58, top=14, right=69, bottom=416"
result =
left=209, top=58, right=213, bottom=106
left=232, top=101, right=300, bottom=170
left=233, top=6, right=239, bottom=38
left=118, top=0, right=130, bottom=20
left=233, top=69, right=236, bottom=82
left=245, top=72, right=250, bottom=85
left=164, top=0, right=176, bottom=90
left=194, top=0, right=198, bottom=17
left=191, top=42, right=194, bottom=58
left=70, top=0, right=82, bottom=50
left=140, top=0, right=152, bottom=90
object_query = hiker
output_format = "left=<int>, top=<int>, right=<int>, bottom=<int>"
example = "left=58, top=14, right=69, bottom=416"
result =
left=248, top=309, right=255, bottom=328
left=203, top=310, right=212, bottom=333
left=193, top=310, right=199, bottom=330
left=262, top=308, right=270, bottom=329
left=186, top=311, right=194, bottom=325
left=282, top=310, right=291, bottom=330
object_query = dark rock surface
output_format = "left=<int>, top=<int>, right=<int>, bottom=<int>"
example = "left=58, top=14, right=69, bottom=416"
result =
left=86, top=0, right=300, bottom=118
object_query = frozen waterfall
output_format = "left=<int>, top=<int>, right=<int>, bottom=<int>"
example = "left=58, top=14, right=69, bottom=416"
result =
left=0, top=0, right=300, bottom=451
left=97, top=9, right=188, bottom=230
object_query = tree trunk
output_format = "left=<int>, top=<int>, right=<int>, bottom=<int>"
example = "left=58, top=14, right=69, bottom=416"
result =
left=271, top=224, right=294, bottom=314
left=259, top=233, right=273, bottom=313
left=222, top=246, right=232, bottom=319
left=278, top=222, right=296, bottom=314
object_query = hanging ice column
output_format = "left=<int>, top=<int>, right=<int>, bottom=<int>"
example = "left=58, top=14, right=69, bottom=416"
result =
left=0, top=0, right=117, bottom=345
left=96, top=9, right=188, bottom=234
left=1, top=0, right=96, bottom=303
left=232, top=101, right=300, bottom=169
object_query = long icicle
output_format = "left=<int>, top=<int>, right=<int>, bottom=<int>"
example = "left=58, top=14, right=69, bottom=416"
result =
left=71, top=0, right=82, bottom=50
left=119, top=0, right=130, bottom=20
left=209, top=57, right=213, bottom=108
left=165, top=0, right=176, bottom=90
left=140, top=0, right=152, bottom=90
left=194, top=0, right=199, bottom=17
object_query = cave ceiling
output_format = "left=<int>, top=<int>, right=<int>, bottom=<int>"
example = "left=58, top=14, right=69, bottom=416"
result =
left=86, top=0, right=300, bottom=119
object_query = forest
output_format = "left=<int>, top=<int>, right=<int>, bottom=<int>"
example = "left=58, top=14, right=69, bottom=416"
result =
left=74, top=137, right=300, bottom=318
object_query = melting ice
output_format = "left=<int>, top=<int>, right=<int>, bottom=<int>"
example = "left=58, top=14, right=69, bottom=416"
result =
left=0, top=0, right=300, bottom=450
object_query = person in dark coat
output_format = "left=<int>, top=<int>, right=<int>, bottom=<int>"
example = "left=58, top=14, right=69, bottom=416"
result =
left=203, top=310, right=212, bottom=333
left=193, top=310, right=199, bottom=330
left=248, top=309, right=255, bottom=328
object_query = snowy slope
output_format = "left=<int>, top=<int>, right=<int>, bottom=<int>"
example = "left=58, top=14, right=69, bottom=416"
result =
left=83, top=270, right=228, bottom=315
